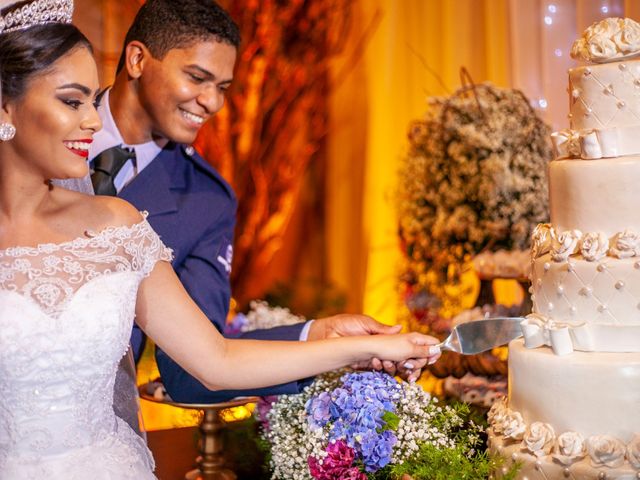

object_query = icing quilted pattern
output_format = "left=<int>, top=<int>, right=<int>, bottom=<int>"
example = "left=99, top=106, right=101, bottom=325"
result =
left=569, top=60, right=640, bottom=130
left=531, top=255, right=640, bottom=325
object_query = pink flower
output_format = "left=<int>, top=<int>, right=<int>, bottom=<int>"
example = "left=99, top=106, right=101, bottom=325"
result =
left=341, top=467, right=367, bottom=480
left=309, top=440, right=362, bottom=479
left=255, top=395, right=279, bottom=430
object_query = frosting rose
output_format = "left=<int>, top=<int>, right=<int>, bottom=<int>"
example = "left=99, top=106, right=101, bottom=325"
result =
left=587, top=37, right=618, bottom=61
left=572, top=18, right=640, bottom=63
left=524, top=422, right=555, bottom=457
left=487, top=397, right=507, bottom=421
left=531, top=223, right=553, bottom=259
left=488, top=400, right=508, bottom=434
left=586, top=435, right=626, bottom=468
left=588, top=37, right=618, bottom=61
left=626, top=435, right=640, bottom=469
left=590, top=17, right=622, bottom=39
left=570, top=39, right=587, bottom=60
left=609, top=229, right=640, bottom=258
left=553, top=432, right=586, bottom=466
left=613, top=18, right=640, bottom=54
left=551, top=229, right=582, bottom=262
left=580, top=232, right=608, bottom=261
left=502, top=411, right=526, bottom=441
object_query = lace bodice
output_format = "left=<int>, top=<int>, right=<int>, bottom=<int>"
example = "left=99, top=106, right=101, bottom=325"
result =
left=0, top=216, right=172, bottom=479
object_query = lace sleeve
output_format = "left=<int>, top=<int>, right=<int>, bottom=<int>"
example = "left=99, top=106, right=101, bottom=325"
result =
left=132, top=218, right=174, bottom=278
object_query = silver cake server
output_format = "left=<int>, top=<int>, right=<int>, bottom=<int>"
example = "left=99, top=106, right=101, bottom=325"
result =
left=437, top=317, right=524, bottom=355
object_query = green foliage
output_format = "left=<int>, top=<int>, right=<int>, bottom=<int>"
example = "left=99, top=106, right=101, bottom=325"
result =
left=385, top=401, right=520, bottom=480
left=382, top=411, right=401, bottom=432
left=388, top=442, right=519, bottom=480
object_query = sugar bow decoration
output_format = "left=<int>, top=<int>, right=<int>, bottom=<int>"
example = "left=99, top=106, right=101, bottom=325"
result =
left=551, top=126, right=640, bottom=160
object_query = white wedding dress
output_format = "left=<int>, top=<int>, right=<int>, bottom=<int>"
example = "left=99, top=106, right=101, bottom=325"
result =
left=0, top=215, right=172, bottom=479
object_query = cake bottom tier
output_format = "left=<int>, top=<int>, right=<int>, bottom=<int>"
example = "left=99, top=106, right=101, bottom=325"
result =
left=488, top=433, right=640, bottom=480
left=487, top=339, right=640, bottom=479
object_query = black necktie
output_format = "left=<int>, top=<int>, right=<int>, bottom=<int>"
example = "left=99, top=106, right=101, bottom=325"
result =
left=91, top=146, right=136, bottom=196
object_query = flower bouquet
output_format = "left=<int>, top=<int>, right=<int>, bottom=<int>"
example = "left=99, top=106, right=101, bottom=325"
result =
left=260, top=370, right=514, bottom=479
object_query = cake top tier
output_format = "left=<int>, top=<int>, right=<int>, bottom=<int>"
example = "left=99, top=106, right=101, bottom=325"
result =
left=558, top=18, right=640, bottom=152
left=571, top=17, right=640, bottom=64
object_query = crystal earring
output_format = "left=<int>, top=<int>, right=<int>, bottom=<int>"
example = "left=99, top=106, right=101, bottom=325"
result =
left=0, top=123, right=15, bottom=141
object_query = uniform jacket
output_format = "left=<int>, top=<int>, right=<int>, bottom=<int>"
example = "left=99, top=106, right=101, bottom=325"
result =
left=118, top=143, right=310, bottom=402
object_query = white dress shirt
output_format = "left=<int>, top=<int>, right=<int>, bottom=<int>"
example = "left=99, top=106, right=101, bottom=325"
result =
left=89, top=89, right=163, bottom=193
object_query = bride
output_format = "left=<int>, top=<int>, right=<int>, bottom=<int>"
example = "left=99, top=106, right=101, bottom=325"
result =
left=0, top=1, right=441, bottom=478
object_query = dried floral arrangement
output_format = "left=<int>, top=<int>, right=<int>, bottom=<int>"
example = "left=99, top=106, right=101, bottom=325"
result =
left=398, top=79, right=552, bottom=321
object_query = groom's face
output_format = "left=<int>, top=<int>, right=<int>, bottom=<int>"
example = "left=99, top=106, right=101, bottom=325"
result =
left=138, top=38, right=237, bottom=145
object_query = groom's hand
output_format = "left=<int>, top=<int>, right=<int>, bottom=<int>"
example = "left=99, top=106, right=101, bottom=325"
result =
left=307, top=314, right=428, bottom=380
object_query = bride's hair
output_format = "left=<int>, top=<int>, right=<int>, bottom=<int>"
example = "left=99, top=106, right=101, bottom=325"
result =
left=0, top=23, right=92, bottom=102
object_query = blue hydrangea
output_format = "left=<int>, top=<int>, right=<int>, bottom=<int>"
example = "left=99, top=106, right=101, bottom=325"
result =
left=305, top=371, right=403, bottom=472
left=306, top=391, right=332, bottom=429
left=359, top=429, right=397, bottom=471
left=224, top=313, right=247, bottom=336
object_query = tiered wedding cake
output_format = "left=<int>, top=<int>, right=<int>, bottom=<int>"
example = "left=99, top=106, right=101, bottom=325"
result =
left=488, top=18, right=640, bottom=479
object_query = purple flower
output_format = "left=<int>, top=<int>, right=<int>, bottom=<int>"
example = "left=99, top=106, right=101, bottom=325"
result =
left=224, top=313, right=247, bottom=336
left=255, top=395, right=279, bottom=431
left=306, top=391, right=332, bottom=429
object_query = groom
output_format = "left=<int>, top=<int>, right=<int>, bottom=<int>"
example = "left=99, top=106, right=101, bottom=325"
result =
left=89, top=0, right=427, bottom=403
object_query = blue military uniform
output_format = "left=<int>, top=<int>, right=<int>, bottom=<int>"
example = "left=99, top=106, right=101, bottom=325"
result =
left=118, top=142, right=311, bottom=402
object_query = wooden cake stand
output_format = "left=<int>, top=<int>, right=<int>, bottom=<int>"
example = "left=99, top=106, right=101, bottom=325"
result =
left=139, top=382, right=258, bottom=480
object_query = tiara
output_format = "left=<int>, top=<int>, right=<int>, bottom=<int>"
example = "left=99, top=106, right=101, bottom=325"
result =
left=0, top=0, right=73, bottom=34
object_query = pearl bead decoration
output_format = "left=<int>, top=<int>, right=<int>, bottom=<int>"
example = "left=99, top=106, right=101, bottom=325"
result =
left=579, top=287, right=592, bottom=297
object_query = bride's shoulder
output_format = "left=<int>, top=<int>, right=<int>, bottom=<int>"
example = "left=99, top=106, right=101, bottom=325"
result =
left=67, top=194, right=144, bottom=232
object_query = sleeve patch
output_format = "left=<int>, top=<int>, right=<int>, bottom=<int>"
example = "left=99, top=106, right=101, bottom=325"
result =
left=216, top=241, right=233, bottom=275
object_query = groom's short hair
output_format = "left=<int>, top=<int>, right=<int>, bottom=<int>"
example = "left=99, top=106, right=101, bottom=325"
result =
left=116, top=0, right=240, bottom=73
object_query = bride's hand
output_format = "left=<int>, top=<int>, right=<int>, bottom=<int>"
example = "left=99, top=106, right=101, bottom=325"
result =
left=369, top=332, right=441, bottom=365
